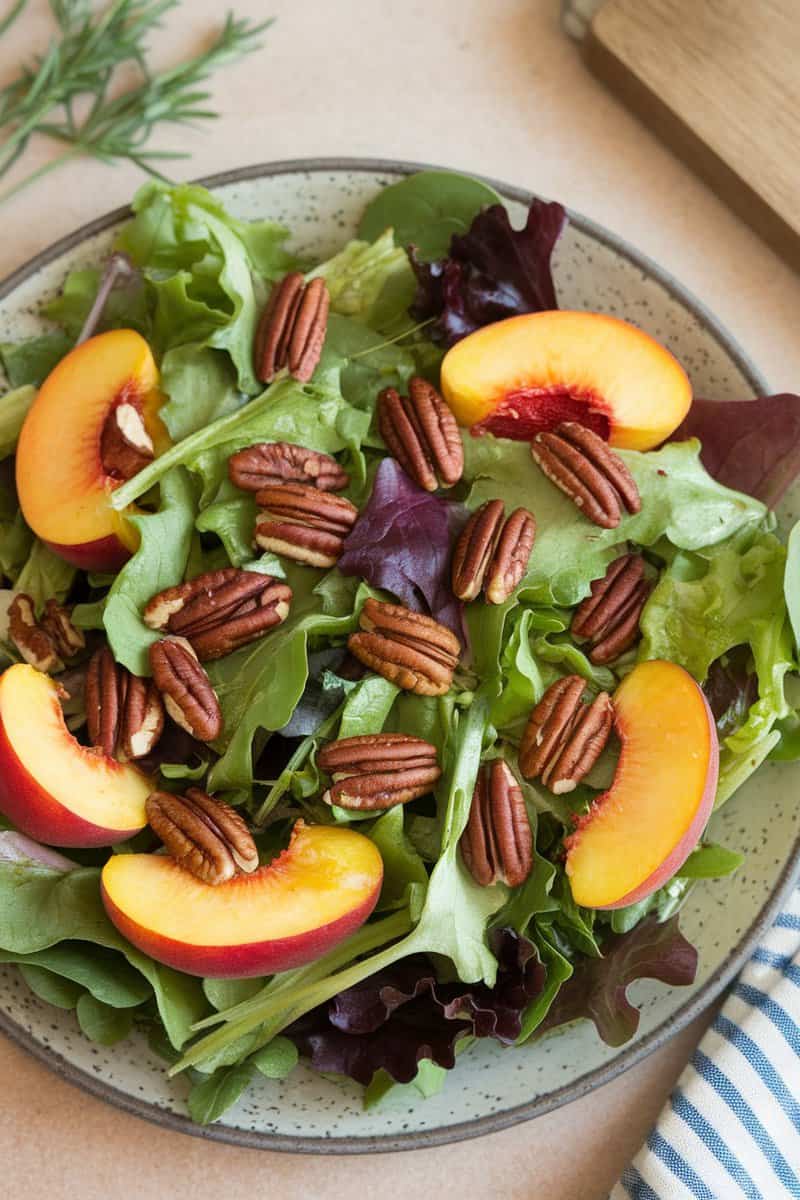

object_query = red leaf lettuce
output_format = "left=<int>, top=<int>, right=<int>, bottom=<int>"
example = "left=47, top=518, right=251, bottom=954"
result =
left=673, top=393, right=800, bottom=507
left=287, top=928, right=545, bottom=1086
left=538, top=915, right=698, bottom=1047
left=338, top=457, right=468, bottom=639
left=409, top=198, right=566, bottom=347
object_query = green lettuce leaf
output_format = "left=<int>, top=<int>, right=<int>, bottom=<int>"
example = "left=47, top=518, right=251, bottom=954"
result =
left=116, top=182, right=294, bottom=394
left=464, top=436, right=767, bottom=607
left=0, top=336, right=72, bottom=388
left=159, top=344, right=244, bottom=441
left=16, top=539, right=76, bottom=608
left=640, top=527, right=793, bottom=803
left=0, top=385, right=36, bottom=456
left=308, top=231, right=414, bottom=325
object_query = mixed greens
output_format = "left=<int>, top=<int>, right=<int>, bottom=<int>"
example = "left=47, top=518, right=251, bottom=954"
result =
left=0, top=169, right=799, bottom=1125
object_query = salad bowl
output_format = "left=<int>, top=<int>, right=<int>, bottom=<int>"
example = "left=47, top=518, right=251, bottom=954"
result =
left=0, top=158, right=797, bottom=1153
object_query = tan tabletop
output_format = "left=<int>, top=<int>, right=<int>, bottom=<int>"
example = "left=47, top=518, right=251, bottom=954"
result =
left=1, top=3, right=798, bottom=1197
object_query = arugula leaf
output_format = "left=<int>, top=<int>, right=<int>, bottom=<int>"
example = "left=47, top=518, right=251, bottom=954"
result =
left=464, top=436, right=767, bottom=608
left=338, top=675, right=400, bottom=740
left=104, top=468, right=196, bottom=675
left=358, top=171, right=503, bottom=259
left=369, top=805, right=429, bottom=912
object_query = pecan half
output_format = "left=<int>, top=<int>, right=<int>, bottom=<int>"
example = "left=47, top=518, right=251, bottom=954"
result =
left=452, top=500, right=536, bottom=604
left=348, top=598, right=460, bottom=696
left=317, top=733, right=441, bottom=810
left=8, top=594, right=63, bottom=672
left=530, top=422, right=641, bottom=529
left=149, top=636, right=223, bottom=742
left=378, top=378, right=463, bottom=493
left=85, top=645, right=165, bottom=760
left=519, top=675, right=613, bottom=794
left=460, top=759, right=532, bottom=888
left=572, top=553, right=652, bottom=664
left=228, top=442, right=349, bottom=493
left=100, top=402, right=154, bottom=481
left=143, top=567, right=292, bottom=661
left=40, top=599, right=86, bottom=660
left=254, top=273, right=330, bottom=384
left=146, top=788, right=258, bottom=885
left=254, top=482, right=358, bottom=567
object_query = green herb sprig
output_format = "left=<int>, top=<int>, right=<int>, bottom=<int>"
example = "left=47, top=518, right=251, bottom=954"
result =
left=0, top=0, right=271, bottom=205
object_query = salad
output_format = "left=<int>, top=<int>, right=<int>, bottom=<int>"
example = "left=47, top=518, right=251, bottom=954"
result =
left=0, top=169, right=798, bottom=1126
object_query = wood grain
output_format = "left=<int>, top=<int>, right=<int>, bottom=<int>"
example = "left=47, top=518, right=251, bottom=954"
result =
left=585, top=0, right=800, bottom=268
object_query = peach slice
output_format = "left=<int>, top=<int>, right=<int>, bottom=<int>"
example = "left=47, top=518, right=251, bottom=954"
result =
left=101, top=821, right=384, bottom=978
left=440, top=311, right=692, bottom=450
left=0, top=664, right=150, bottom=847
left=16, top=329, right=168, bottom=572
left=565, top=660, right=718, bottom=909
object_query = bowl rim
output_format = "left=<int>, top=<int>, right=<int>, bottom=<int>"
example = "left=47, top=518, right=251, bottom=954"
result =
left=0, top=156, right=794, bottom=1156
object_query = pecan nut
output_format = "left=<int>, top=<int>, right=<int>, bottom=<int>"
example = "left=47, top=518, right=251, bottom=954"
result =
left=85, top=645, right=165, bottom=761
left=40, top=599, right=86, bottom=660
left=254, top=482, right=358, bottom=567
left=519, top=675, right=613, bottom=794
left=8, top=594, right=84, bottom=673
left=143, top=567, right=292, bottom=661
left=228, top=442, right=349, bottom=493
left=530, top=422, right=641, bottom=529
left=146, top=788, right=259, bottom=885
left=149, top=636, right=223, bottom=742
left=452, top=500, right=536, bottom=604
left=254, top=273, right=330, bottom=384
left=100, top=402, right=154, bottom=481
left=460, top=759, right=533, bottom=888
left=571, top=553, right=652, bottom=664
left=347, top=598, right=460, bottom=696
left=378, top=377, right=463, bottom=493
left=317, top=733, right=441, bottom=810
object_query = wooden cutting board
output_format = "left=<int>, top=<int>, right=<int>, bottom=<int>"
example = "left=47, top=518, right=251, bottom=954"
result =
left=583, top=0, right=800, bottom=268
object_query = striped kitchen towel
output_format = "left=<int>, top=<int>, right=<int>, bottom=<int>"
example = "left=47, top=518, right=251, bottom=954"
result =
left=611, top=887, right=800, bottom=1199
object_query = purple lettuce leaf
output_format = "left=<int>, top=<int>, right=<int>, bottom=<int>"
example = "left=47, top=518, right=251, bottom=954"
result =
left=703, top=646, right=758, bottom=739
left=409, top=199, right=567, bottom=347
left=338, top=458, right=468, bottom=640
left=538, top=916, right=698, bottom=1047
left=673, top=394, right=800, bottom=507
left=287, top=928, right=545, bottom=1086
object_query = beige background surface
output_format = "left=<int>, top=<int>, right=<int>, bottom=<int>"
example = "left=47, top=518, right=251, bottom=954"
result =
left=1, top=2, right=798, bottom=1197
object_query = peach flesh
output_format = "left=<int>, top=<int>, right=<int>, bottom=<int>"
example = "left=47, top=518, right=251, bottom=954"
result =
left=0, top=664, right=150, bottom=847
left=441, top=310, right=692, bottom=450
left=101, top=822, right=384, bottom=978
left=565, top=660, right=718, bottom=910
left=16, top=329, right=163, bottom=570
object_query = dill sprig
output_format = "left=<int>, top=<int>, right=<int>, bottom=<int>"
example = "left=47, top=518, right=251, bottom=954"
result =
left=0, top=0, right=271, bottom=204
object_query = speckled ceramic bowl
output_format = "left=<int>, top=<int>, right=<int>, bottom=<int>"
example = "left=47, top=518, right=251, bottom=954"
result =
left=0, top=160, right=797, bottom=1153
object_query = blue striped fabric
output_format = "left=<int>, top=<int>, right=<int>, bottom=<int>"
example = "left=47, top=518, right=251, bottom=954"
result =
left=611, top=887, right=800, bottom=1199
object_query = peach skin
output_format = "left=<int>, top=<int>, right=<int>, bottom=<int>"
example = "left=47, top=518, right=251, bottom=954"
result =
left=101, top=821, right=384, bottom=977
left=0, top=664, right=150, bottom=847
left=16, top=329, right=168, bottom=572
left=441, top=311, right=692, bottom=450
left=565, top=660, right=718, bottom=909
